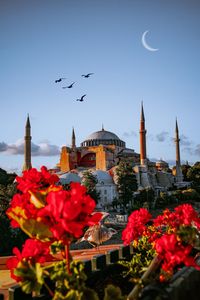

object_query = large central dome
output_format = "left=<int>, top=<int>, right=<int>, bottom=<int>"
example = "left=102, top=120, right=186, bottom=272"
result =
left=86, top=130, right=120, bottom=141
left=81, top=128, right=125, bottom=147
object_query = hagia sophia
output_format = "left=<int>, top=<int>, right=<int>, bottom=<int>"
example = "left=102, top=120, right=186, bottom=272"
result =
left=22, top=104, right=186, bottom=209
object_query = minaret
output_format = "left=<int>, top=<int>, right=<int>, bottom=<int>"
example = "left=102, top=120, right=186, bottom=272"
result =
left=140, top=102, right=147, bottom=165
left=175, top=118, right=183, bottom=182
left=71, top=127, right=76, bottom=149
left=23, top=114, right=32, bottom=171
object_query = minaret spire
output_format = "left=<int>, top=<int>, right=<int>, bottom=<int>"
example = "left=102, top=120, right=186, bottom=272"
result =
left=71, top=127, right=76, bottom=149
left=139, top=102, right=147, bottom=165
left=175, top=118, right=183, bottom=183
left=175, top=118, right=180, bottom=166
left=23, top=114, right=32, bottom=171
left=141, top=101, right=145, bottom=122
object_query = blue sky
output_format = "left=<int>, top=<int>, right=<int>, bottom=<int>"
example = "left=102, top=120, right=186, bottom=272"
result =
left=1, top=0, right=200, bottom=173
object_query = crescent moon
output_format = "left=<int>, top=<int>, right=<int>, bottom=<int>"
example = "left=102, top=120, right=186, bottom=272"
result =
left=142, top=30, right=159, bottom=52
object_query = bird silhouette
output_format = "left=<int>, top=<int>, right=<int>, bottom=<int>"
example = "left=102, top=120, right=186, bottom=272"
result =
left=62, top=82, right=75, bottom=89
left=81, top=73, right=94, bottom=78
left=55, top=78, right=66, bottom=83
left=76, top=94, right=86, bottom=102
left=76, top=212, right=117, bottom=247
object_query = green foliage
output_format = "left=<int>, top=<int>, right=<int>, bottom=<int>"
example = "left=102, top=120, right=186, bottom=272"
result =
left=181, top=164, right=191, bottom=181
left=0, top=169, right=26, bottom=256
left=49, top=260, right=99, bottom=300
left=116, top=161, right=138, bottom=209
left=103, top=284, right=126, bottom=300
left=15, top=261, right=44, bottom=296
left=0, top=183, right=17, bottom=215
left=119, top=236, right=156, bottom=282
left=0, top=214, right=27, bottom=256
left=187, top=162, right=200, bottom=192
left=171, top=188, right=200, bottom=203
left=81, top=170, right=100, bottom=203
left=131, top=188, right=155, bottom=211
left=177, top=225, right=200, bottom=250
left=0, top=168, right=16, bottom=185
left=155, top=191, right=175, bottom=208
left=50, top=241, right=65, bottom=255
left=172, top=189, right=185, bottom=202
left=181, top=188, right=200, bottom=201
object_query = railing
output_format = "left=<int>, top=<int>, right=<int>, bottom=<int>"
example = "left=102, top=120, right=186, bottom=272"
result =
left=0, top=244, right=133, bottom=300
left=1, top=246, right=200, bottom=300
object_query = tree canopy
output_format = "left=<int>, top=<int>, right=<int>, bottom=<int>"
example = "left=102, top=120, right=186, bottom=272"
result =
left=0, top=168, right=16, bottom=185
left=116, top=161, right=138, bottom=210
left=81, top=170, right=100, bottom=203
left=186, top=162, right=200, bottom=192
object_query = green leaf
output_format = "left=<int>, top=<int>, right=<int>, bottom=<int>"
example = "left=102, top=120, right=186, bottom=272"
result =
left=20, top=218, right=52, bottom=241
left=15, top=261, right=44, bottom=295
left=65, top=289, right=80, bottom=300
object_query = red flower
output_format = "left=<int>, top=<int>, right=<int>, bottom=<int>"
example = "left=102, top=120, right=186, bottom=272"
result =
left=174, top=204, right=200, bottom=227
left=7, top=239, right=52, bottom=282
left=153, top=208, right=182, bottom=230
left=6, top=193, right=39, bottom=228
left=6, top=248, right=22, bottom=282
left=153, top=204, right=200, bottom=231
left=154, top=233, right=200, bottom=275
left=122, top=208, right=152, bottom=245
left=16, top=166, right=59, bottom=193
left=20, top=239, right=52, bottom=263
left=37, top=183, right=101, bottom=241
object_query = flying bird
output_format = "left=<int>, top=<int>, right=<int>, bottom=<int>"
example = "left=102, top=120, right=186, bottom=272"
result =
left=62, top=82, right=75, bottom=89
left=76, top=212, right=117, bottom=247
left=76, top=94, right=86, bottom=102
left=81, top=73, right=94, bottom=78
left=55, top=78, right=66, bottom=83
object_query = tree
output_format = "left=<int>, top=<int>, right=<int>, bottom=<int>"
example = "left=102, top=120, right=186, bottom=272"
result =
left=0, top=183, right=17, bottom=215
left=81, top=170, right=100, bottom=203
left=0, top=168, right=16, bottom=185
left=181, top=164, right=191, bottom=181
left=187, top=162, right=200, bottom=193
left=0, top=168, right=17, bottom=215
left=116, top=161, right=138, bottom=210
left=0, top=168, right=27, bottom=256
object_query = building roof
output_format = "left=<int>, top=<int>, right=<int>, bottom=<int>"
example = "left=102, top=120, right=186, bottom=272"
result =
left=59, top=172, right=81, bottom=184
left=92, top=170, right=114, bottom=184
left=85, top=129, right=120, bottom=141
left=81, top=128, right=125, bottom=148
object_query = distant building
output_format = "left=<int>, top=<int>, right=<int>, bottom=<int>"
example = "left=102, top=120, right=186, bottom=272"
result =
left=23, top=104, right=188, bottom=206
left=58, top=125, right=140, bottom=173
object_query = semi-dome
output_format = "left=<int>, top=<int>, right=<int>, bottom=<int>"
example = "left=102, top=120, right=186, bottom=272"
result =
left=59, top=172, right=81, bottom=184
left=92, top=170, right=114, bottom=184
left=81, top=128, right=125, bottom=148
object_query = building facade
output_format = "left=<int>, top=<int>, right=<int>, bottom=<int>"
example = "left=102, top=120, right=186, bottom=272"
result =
left=23, top=105, right=186, bottom=206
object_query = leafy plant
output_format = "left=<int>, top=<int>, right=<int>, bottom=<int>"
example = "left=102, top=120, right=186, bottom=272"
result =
left=121, top=205, right=200, bottom=288
left=5, top=166, right=125, bottom=300
left=5, top=167, right=104, bottom=298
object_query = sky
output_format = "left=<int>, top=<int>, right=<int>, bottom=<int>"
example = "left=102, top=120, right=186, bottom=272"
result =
left=1, top=0, right=200, bottom=173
